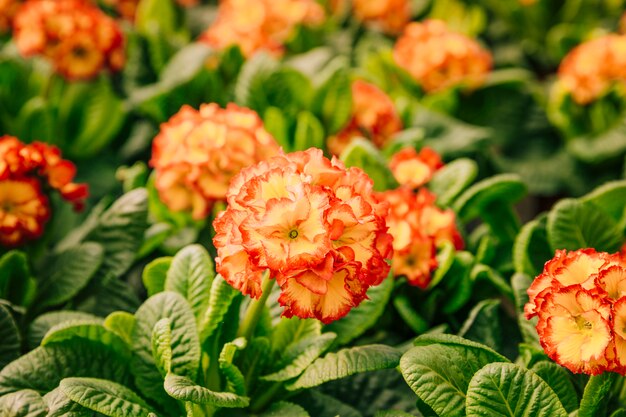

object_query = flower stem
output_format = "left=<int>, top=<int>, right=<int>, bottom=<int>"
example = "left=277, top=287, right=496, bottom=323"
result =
left=237, top=271, right=273, bottom=340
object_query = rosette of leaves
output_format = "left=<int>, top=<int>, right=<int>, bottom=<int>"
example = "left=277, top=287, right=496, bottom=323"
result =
left=0, top=244, right=403, bottom=416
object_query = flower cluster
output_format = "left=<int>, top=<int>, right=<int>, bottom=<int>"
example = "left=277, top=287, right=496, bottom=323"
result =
left=0, top=136, right=88, bottom=247
left=150, top=103, right=280, bottom=220
left=351, top=0, right=410, bottom=34
left=327, top=80, right=403, bottom=156
left=558, top=35, right=626, bottom=105
left=377, top=186, right=463, bottom=288
left=389, top=147, right=444, bottom=189
left=13, top=0, right=125, bottom=80
left=0, top=0, right=20, bottom=33
left=199, top=0, right=325, bottom=58
left=213, top=148, right=393, bottom=323
left=525, top=249, right=626, bottom=375
left=393, top=20, right=492, bottom=93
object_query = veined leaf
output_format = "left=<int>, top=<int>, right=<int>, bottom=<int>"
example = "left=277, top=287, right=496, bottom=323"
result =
left=578, top=373, right=619, bottom=417
left=513, top=215, right=552, bottom=277
left=465, top=362, right=568, bottom=417
left=219, top=338, right=247, bottom=396
left=142, top=257, right=172, bottom=297
left=0, top=339, right=131, bottom=396
left=0, top=304, right=20, bottom=369
left=164, top=373, right=249, bottom=408
left=428, top=158, right=478, bottom=207
left=458, top=299, right=502, bottom=352
left=199, top=275, right=240, bottom=342
left=234, top=53, right=279, bottom=112
left=0, top=250, right=35, bottom=307
left=286, top=345, right=401, bottom=391
left=260, top=401, right=310, bottom=417
left=581, top=180, right=626, bottom=222
left=0, top=389, right=47, bottom=417
left=41, top=320, right=130, bottom=360
left=270, top=318, right=321, bottom=356
left=28, top=311, right=101, bottom=350
left=44, top=387, right=96, bottom=417
left=165, top=245, right=214, bottom=323
left=60, top=377, right=155, bottom=417
left=152, top=318, right=173, bottom=377
left=290, top=390, right=361, bottom=417
left=311, top=66, right=352, bottom=135
left=293, top=111, right=325, bottom=151
left=104, top=311, right=136, bottom=346
left=531, top=361, right=578, bottom=413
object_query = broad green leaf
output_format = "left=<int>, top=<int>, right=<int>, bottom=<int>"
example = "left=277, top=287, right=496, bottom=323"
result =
left=393, top=295, right=429, bottom=334
left=152, top=318, right=173, bottom=376
left=428, top=241, right=457, bottom=289
left=428, top=158, right=478, bottom=207
left=240, top=337, right=271, bottom=386
left=326, top=275, right=394, bottom=346
left=219, top=338, right=247, bottom=396
left=263, top=106, right=291, bottom=150
left=28, top=311, right=101, bottom=350
left=581, top=180, right=626, bottom=222
left=513, top=215, right=552, bottom=277
left=164, top=373, right=250, bottom=408
left=293, top=111, right=325, bottom=151
left=0, top=251, right=35, bottom=307
left=131, top=292, right=200, bottom=410
left=0, top=339, right=131, bottom=396
left=400, top=335, right=508, bottom=417
left=270, top=318, right=321, bottom=356
left=199, top=276, right=240, bottom=342
left=578, top=373, right=619, bottom=417
left=16, top=97, right=55, bottom=144
left=142, top=257, right=172, bottom=297
left=104, top=312, right=136, bottom=346
left=165, top=245, right=214, bottom=323
left=374, top=411, right=416, bottom=417
left=0, top=304, right=20, bottom=369
left=76, top=275, right=140, bottom=317
left=465, top=362, right=568, bottom=417
left=41, top=321, right=130, bottom=360
left=290, top=390, right=362, bottom=417
left=458, top=299, right=502, bottom=352
left=611, top=410, right=626, bottom=417
left=260, top=401, right=310, bottom=417
left=263, top=69, right=313, bottom=117
left=547, top=199, right=623, bottom=252
left=159, top=43, right=214, bottom=87
left=0, top=389, right=47, bottom=417
left=531, top=361, right=578, bottom=412
left=341, top=139, right=399, bottom=191
left=35, top=243, right=104, bottom=310
left=440, top=251, right=475, bottom=314
left=569, top=116, right=626, bottom=163
left=311, top=66, right=352, bottom=134
left=286, top=345, right=401, bottom=391
left=60, top=377, right=154, bottom=417
left=262, top=333, right=337, bottom=382
left=44, top=387, right=97, bottom=417
left=234, top=53, right=279, bottom=111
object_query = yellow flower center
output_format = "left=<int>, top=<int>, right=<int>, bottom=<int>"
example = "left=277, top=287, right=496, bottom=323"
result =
left=289, top=229, right=299, bottom=239
left=575, top=315, right=593, bottom=330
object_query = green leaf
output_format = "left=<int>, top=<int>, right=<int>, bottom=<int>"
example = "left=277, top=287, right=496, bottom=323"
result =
left=578, top=373, right=619, bottom=417
left=76, top=275, right=140, bottom=317
left=27, top=311, right=101, bottom=350
left=569, top=116, right=626, bottom=163
left=16, top=97, right=55, bottom=144
left=286, top=345, right=401, bottom=391
left=234, top=53, right=279, bottom=111
left=260, top=401, right=310, bottom=417
left=262, top=333, right=337, bottom=382
left=131, top=292, right=200, bottom=409
left=43, top=387, right=96, bottom=417
left=293, top=111, right=325, bottom=151
left=341, top=138, right=399, bottom=191
left=325, top=275, right=394, bottom=346
left=165, top=244, right=214, bottom=323
left=199, top=275, right=240, bottom=342
left=290, top=390, right=362, bottom=417
left=0, top=389, right=47, bottom=417
left=142, top=257, right=172, bottom=297
left=159, top=43, right=214, bottom=87
left=458, top=299, right=502, bottom=352
left=263, top=106, right=291, bottom=151
left=60, top=377, right=155, bottom=417
left=0, top=339, right=131, bottom=396
left=374, top=411, right=416, bottom=417
left=400, top=335, right=508, bottom=417
left=581, top=180, right=626, bottom=222
left=219, top=338, right=247, bottom=396
left=311, top=67, right=352, bottom=134
left=164, top=373, right=250, bottom=408
left=35, top=243, right=104, bottom=309
left=135, top=0, right=178, bottom=36
left=513, top=215, right=552, bottom=277
left=428, top=158, right=478, bottom=207
left=0, top=250, right=35, bottom=307
left=531, top=361, right=578, bottom=412
left=547, top=199, right=623, bottom=252
left=41, top=320, right=130, bottom=360
left=270, top=318, right=321, bottom=356
left=0, top=304, right=20, bottom=369
left=104, top=312, right=136, bottom=346
left=465, top=362, right=568, bottom=417
left=152, top=318, right=173, bottom=376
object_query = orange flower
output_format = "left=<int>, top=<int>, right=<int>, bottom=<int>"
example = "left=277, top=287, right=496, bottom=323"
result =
left=0, top=136, right=87, bottom=247
left=150, top=103, right=280, bottom=220
left=199, top=0, right=324, bottom=58
left=377, top=187, right=463, bottom=288
left=327, top=80, right=403, bottom=156
left=525, top=248, right=626, bottom=375
left=393, top=20, right=492, bottom=93
left=213, top=148, right=392, bottom=323
left=13, top=0, right=125, bottom=79
left=558, top=35, right=626, bottom=105
left=0, top=0, right=21, bottom=33
left=352, top=0, right=410, bottom=34
left=389, top=147, right=443, bottom=189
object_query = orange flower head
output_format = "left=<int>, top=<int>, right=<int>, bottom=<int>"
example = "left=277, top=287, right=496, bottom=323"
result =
left=558, top=35, right=626, bottom=105
left=213, top=148, right=393, bottom=323
left=199, top=0, right=325, bottom=58
left=352, top=0, right=410, bottom=34
left=0, top=136, right=88, bottom=247
left=393, top=20, right=492, bottom=93
left=376, top=187, right=463, bottom=288
left=13, top=0, right=125, bottom=79
left=327, top=80, right=403, bottom=156
left=389, top=147, right=443, bottom=189
left=0, top=0, right=21, bottom=33
left=150, top=103, right=281, bottom=220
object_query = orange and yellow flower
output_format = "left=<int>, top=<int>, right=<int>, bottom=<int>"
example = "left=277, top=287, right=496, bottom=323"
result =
left=557, top=34, right=626, bottom=105
left=389, top=147, right=443, bottom=189
left=0, top=136, right=88, bottom=247
left=327, top=80, right=403, bottom=156
left=213, top=148, right=393, bottom=323
left=13, top=0, right=125, bottom=80
left=150, top=103, right=281, bottom=220
left=351, top=0, right=410, bottom=34
left=525, top=248, right=626, bottom=375
left=376, top=187, right=463, bottom=288
left=393, top=20, right=492, bottom=93
left=199, top=0, right=325, bottom=58
left=0, top=0, right=21, bottom=33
